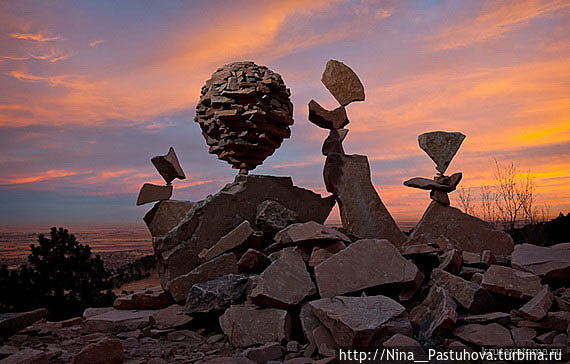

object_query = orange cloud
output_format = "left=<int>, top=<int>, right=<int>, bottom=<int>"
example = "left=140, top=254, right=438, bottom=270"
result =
left=0, top=170, right=80, bottom=185
left=9, top=32, right=62, bottom=42
left=89, top=39, right=104, bottom=47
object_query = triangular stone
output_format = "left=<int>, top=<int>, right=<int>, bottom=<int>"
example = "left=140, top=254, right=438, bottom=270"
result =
left=151, top=146, right=186, bottom=184
left=418, top=131, right=465, bottom=174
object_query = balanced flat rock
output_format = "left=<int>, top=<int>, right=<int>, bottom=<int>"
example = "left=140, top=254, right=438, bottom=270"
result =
left=409, top=285, right=457, bottom=337
left=323, top=153, right=406, bottom=245
left=409, top=201, right=514, bottom=255
left=151, top=146, right=186, bottom=184
left=511, top=243, right=570, bottom=280
left=314, top=239, right=420, bottom=297
left=307, top=99, right=349, bottom=130
left=136, top=183, right=173, bottom=206
left=418, top=131, right=465, bottom=174
left=403, top=177, right=454, bottom=192
left=143, top=200, right=194, bottom=238
left=321, top=60, right=365, bottom=106
left=309, top=295, right=411, bottom=347
left=481, top=265, right=542, bottom=300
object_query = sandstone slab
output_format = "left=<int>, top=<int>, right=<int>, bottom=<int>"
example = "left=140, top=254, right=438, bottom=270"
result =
left=185, top=274, right=250, bottom=313
left=237, top=249, right=270, bottom=274
left=307, top=100, right=349, bottom=130
left=516, top=285, right=554, bottom=321
left=410, top=285, right=457, bottom=337
left=308, top=241, right=345, bottom=267
left=72, top=337, right=123, bottom=364
left=136, top=183, right=172, bottom=206
left=242, top=342, right=283, bottom=363
left=151, top=304, right=192, bottom=330
left=321, top=60, right=365, bottom=106
left=273, top=221, right=349, bottom=246
left=143, top=200, right=194, bottom=238
left=0, top=308, right=48, bottom=337
left=198, top=220, right=254, bottom=261
left=431, top=268, right=493, bottom=313
left=452, top=323, right=514, bottom=347
left=481, top=265, right=542, bottom=300
left=315, top=239, right=420, bottom=297
left=418, top=131, right=465, bottom=174
left=151, top=146, right=186, bottom=184
left=113, top=287, right=171, bottom=310
left=84, top=309, right=154, bottom=333
left=511, top=243, right=570, bottom=279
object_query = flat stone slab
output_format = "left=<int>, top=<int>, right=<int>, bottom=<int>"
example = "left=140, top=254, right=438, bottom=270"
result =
left=452, top=323, right=514, bottom=347
left=481, top=265, right=542, bottom=300
left=113, top=287, right=172, bottom=310
left=0, top=308, right=48, bottom=337
left=431, top=268, right=493, bottom=313
left=511, top=243, right=570, bottom=279
left=274, top=221, right=350, bottom=246
left=410, top=285, right=457, bottom=337
left=418, top=131, right=465, bottom=174
left=516, top=285, right=554, bottom=321
left=136, top=183, right=172, bottom=206
left=83, top=309, right=155, bottom=333
left=198, top=220, right=254, bottom=261
left=321, top=60, right=365, bottom=106
left=307, top=99, right=349, bottom=130
left=151, top=304, right=192, bottom=330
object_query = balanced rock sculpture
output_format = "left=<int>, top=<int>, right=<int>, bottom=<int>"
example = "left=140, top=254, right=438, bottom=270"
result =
left=194, top=61, right=294, bottom=174
left=136, top=147, right=185, bottom=206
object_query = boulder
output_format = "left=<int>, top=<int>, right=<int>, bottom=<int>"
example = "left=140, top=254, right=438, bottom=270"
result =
left=431, top=268, right=493, bottom=313
left=136, top=183, right=172, bottom=206
left=418, top=131, right=465, bottom=174
left=307, top=100, right=349, bottom=130
left=481, top=265, right=542, bottom=300
left=409, top=285, right=457, bottom=337
left=249, top=248, right=316, bottom=308
left=169, top=253, right=238, bottom=303
left=198, top=221, right=255, bottom=261
left=452, top=323, right=514, bottom=347
left=0, top=308, right=48, bottom=337
left=219, top=305, right=291, bottom=347
left=309, top=295, right=412, bottom=347
left=516, top=285, right=554, bottom=321
left=511, top=243, right=570, bottom=280
left=151, top=146, right=185, bottom=184
left=320, top=59, right=365, bottom=106
left=151, top=304, right=192, bottom=330
left=185, top=274, right=251, bottom=314
left=323, top=154, right=406, bottom=245
left=113, top=287, right=172, bottom=310
left=255, top=200, right=298, bottom=235
left=242, top=342, right=283, bottom=363
left=237, top=249, right=270, bottom=273
left=315, top=239, right=420, bottom=297
left=153, top=174, right=334, bottom=294
left=143, top=200, right=194, bottom=237
left=72, top=337, right=123, bottom=364
left=83, top=309, right=154, bottom=333
left=409, top=202, right=514, bottom=255
left=273, top=221, right=349, bottom=246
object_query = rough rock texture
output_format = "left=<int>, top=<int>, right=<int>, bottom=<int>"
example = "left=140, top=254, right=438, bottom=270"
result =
left=403, top=177, right=455, bottom=192
left=418, top=131, right=465, bottom=174
left=71, top=337, right=123, bottom=364
left=185, top=274, right=250, bottom=314
left=199, top=221, right=254, bottom=261
left=219, top=305, right=291, bottom=347
left=481, top=265, right=542, bottom=300
left=516, top=285, right=554, bottom=321
left=308, top=242, right=345, bottom=267
left=153, top=175, right=334, bottom=295
left=143, top=200, right=194, bottom=238
left=409, top=285, right=457, bottom=337
left=242, top=342, right=283, bottom=363
left=249, top=248, right=316, bottom=308
left=409, top=202, right=514, bottom=255
left=136, top=183, right=173, bottom=206
left=315, top=239, right=420, bottom=297
left=307, top=100, right=349, bottom=130
left=321, top=129, right=348, bottom=156
left=452, top=323, right=514, bottom=347
left=194, top=61, right=294, bottom=172
left=431, top=268, right=493, bottom=313
left=0, top=348, right=49, bottom=364
left=113, top=287, right=172, bottom=310
left=83, top=309, right=155, bottom=333
left=151, top=146, right=186, bottom=184
left=320, top=60, right=365, bottom=106
left=169, top=253, right=238, bottom=303
left=323, top=154, right=406, bottom=245
left=511, top=243, right=570, bottom=279
left=255, top=200, right=298, bottom=235
left=309, top=295, right=411, bottom=347
left=439, top=249, right=463, bottom=274
left=0, top=308, right=48, bottom=337
left=273, top=221, right=349, bottom=246
left=511, top=327, right=537, bottom=346
left=237, top=249, right=270, bottom=273
left=151, top=304, right=193, bottom=330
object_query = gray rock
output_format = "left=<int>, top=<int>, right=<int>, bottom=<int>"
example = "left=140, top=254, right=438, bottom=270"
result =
left=418, top=131, right=465, bottom=174
left=185, top=274, right=250, bottom=313
left=255, top=200, right=298, bottom=234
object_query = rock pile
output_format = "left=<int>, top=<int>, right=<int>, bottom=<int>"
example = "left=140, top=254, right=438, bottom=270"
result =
left=136, top=147, right=186, bottom=206
left=195, top=61, right=294, bottom=174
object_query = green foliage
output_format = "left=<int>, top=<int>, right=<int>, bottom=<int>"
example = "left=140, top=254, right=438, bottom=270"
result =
left=0, top=227, right=115, bottom=320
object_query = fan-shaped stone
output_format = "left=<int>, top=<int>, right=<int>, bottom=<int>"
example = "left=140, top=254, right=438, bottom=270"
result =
left=321, top=60, right=365, bottom=106
left=418, top=131, right=465, bottom=174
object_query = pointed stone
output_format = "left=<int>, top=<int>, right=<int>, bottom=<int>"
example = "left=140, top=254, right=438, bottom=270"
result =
left=143, top=200, right=194, bottom=237
left=323, top=154, right=406, bottom=245
left=321, top=60, right=365, bottom=106
left=403, top=177, right=454, bottom=191
left=453, top=323, right=514, bottom=346
left=136, top=183, right=172, bottom=205
left=418, top=131, right=466, bottom=174
left=431, top=268, right=493, bottom=313
left=481, top=265, right=542, bottom=300
left=151, top=146, right=186, bottom=184
left=308, top=100, right=349, bottom=130
left=516, top=285, right=554, bottom=321
left=198, top=220, right=254, bottom=261
left=410, top=285, right=457, bottom=337
left=322, top=129, right=347, bottom=156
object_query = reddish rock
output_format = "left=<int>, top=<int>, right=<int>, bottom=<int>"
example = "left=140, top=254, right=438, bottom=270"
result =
left=457, top=312, right=510, bottom=325
left=382, top=333, right=422, bottom=348
left=431, top=268, right=493, bottom=313
left=480, top=250, right=496, bottom=267
left=249, top=248, right=316, bottom=308
left=516, top=285, right=554, bottom=321
left=439, top=249, right=463, bottom=274
left=481, top=265, right=542, bottom=300
left=452, top=323, right=514, bottom=347
left=399, top=243, right=442, bottom=257
left=511, top=327, right=537, bottom=346
left=199, top=221, right=255, bottom=261
left=72, top=337, right=123, bottom=364
left=409, top=202, right=514, bottom=255
left=459, top=266, right=485, bottom=280
left=309, top=295, right=411, bottom=347
left=83, top=309, right=154, bottom=333
left=312, top=325, right=336, bottom=357
left=536, top=311, right=570, bottom=331
left=151, top=146, right=185, bottom=184
left=554, top=287, right=570, bottom=311
left=410, top=285, right=457, bottom=337
left=536, top=330, right=558, bottom=344
left=274, top=221, right=349, bottom=246
left=151, top=304, right=192, bottom=330
left=511, top=243, right=570, bottom=279
left=308, top=99, right=349, bottom=130
left=113, top=287, right=171, bottom=310
left=143, top=200, right=194, bottom=238
left=322, top=128, right=348, bottom=156
left=219, top=305, right=291, bottom=347
left=321, top=59, right=365, bottom=106
left=300, top=303, right=321, bottom=345
left=308, top=242, right=346, bottom=267
left=0, top=349, right=49, bottom=364
left=169, top=253, right=238, bottom=303
left=430, top=190, right=449, bottom=205
left=315, top=239, right=420, bottom=297
left=462, top=251, right=481, bottom=266
left=0, top=308, right=48, bottom=337
left=242, top=342, right=283, bottom=363
left=136, top=183, right=172, bottom=206
left=237, top=249, right=270, bottom=274
left=202, top=358, right=256, bottom=364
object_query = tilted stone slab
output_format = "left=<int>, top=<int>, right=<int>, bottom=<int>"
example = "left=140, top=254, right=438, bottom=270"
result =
left=511, top=243, right=570, bottom=280
left=481, top=265, right=542, bottom=300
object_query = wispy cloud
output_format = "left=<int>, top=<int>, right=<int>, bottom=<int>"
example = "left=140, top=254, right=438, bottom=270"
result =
left=9, top=32, right=62, bottom=42
left=89, top=39, right=104, bottom=47
left=8, top=70, right=74, bottom=87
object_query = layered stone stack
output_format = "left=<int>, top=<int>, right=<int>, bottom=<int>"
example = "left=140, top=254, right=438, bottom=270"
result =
left=195, top=61, right=294, bottom=174
left=136, top=147, right=186, bottom=206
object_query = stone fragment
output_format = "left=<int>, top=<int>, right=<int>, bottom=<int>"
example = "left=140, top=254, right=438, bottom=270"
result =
left=480, top=250, right=496, bottom=267
left=113, top=287, right=171, bottom=310
left=481, top=265, right=542, bottom=300
left=202, top=358, right=256, bottom=364
left=457, top=312, right=510, bottom=325
left=470, top=272, right=483, bottom=285
left=418, top=131, right=465, bottom=174
left=431, top=268, right=493, bottom=313
left=286, top=341, right=300, bottom=353
left=219, top=305, right=291, bottom=347
left=300, top=303, right=321, bottom=345
left=409, top=202, right=514, bottom=255
left=536, top=330, right=557, bottom=344
left=323, top=154, right=406, bottom=245
left=237, top=249, right=270, bottom=273
left=309, top=295, right=411, bottom=347
left=136, top=183, right=172, bottom=206
left=0, top=349, right=49, bottom=364
left=312, top=325, right=336, bottom=357
left=321, top=59, right=365, bottom=106
left=315, top=239, right=420, bottom=297
left=439, top=249, right=463, bottom=274
left=308, top=241, right=345, bottom=267
left=382, top=334, right=425, bottom=359
left=459, top=267, right=485, bottom=281
left=185, top=274, right=250, bottom=313
left=307, top=100, right=349, bottom=130
left=72, top=337, right=123, bottom=364
left=151, top=304, right=192, bottom=329
left=143, top=200, right=194, bottom=237
left=516, top=285, right=554, bottom=321
left=151, top=147, right=186, bottom=184
left=255, top=200, right=298, bottom=235
left=511, top=327, right=537, bottom=347
left=533, top=311, right=570, bottom=331
left=511, top=243, right=570, bottom=279
left=403, top=177, right=454, bottom=191
left=243, top=342, right=283, bottom=363
left=453, top=323, right=514, bottom=346
left=198, top=220, right=254, bottom=261
left=154, top=175, right=334, bottom=293
left=462, top=251, right=481, bottom=265
left=83, top=309, right=154, bottom=333
left=435, top=172, right=463, bottom=189
left=399, top=243, right=441, bottom=257
left=274, top=221, right=349, bottom=246
left=169, top=253, right=238, bottom=303
left=430, top=190, right=449, bottom=205
left=554, top=287, right=570, bottom=311
left=409, top=285, right=457, bottom=337
left=250, top=248, right=316, bottom=308
left=0, top=308, right=48, bottom=337
left=83, top=307, right=114, bottom=318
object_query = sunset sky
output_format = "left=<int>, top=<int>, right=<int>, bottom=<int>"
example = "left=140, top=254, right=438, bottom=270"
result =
left=1, top=0, right=569, bottom=230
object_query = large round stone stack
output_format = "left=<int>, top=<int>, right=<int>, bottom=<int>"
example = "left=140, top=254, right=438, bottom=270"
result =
left=195, top=61, right=294, bottom=173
